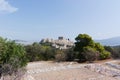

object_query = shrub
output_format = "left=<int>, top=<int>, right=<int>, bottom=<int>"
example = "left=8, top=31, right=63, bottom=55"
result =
left=0, top=37, right=28, bottom=79
left=55, top=50, right=66, bottom=62
left=82, top=47, right=99, bottom=62
left=99, top=51, right=111, bottom=60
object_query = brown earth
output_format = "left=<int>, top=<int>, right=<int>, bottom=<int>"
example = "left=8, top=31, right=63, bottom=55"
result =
left=22, top=60, right=120, bottom=80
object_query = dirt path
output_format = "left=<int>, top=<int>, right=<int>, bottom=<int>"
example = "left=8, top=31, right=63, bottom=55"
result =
left=22, top=60, right=120, bottom=80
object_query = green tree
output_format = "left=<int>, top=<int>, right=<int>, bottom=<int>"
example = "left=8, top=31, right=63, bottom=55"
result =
left=74, top=34, right=95, bottom=62
left=74, top=34, right=111, bottom=62
left=74, top=34, right=95, bottom=52
left=0, top=37, right=28, bottom=79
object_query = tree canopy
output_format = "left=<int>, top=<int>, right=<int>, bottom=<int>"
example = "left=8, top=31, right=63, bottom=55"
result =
left=74, top=34, right=111, bottom=62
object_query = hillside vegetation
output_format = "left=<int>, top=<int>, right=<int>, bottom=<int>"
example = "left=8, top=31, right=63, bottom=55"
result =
left=25, top=34, right=112, bottom=63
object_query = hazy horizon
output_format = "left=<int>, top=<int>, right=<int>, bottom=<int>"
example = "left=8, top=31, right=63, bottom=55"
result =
left=0, top=0, right=120, bottom=41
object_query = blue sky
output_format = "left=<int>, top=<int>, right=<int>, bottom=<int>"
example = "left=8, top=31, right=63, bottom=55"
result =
left=0, top=0, right=120, bottom=41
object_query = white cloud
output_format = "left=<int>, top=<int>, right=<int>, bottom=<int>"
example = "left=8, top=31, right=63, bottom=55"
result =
left=0, top=0, right=18, bottom=13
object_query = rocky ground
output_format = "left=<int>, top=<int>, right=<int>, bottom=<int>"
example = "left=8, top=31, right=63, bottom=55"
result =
left=22, top=60, right=120, bottom=80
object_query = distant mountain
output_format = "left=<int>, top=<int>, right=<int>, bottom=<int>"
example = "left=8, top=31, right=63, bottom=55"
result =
left=95, top=37, right=120, bottom=46
left=14, top=40, right=34, bottom=45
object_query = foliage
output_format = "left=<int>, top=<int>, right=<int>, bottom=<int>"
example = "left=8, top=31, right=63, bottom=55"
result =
left=64, top=47, right=76, bottom=61
left=74, top=34, right=95, bottom=52
left=0, top=37, right=27, bottom=78
left=55, top=50, right=66, bottom=62
left=95, top=43, right=104, bottom=52
left=25, top=42, right=77, bottom=62
left=95, top=43, right=111, bottom=60
left=25, top=42, right=56, bottom=62
left=82, top=47, right=99, bottom=62
left=99, top=50, right=111, bottom=60
left=74, top=34, right=111, bottom=62
left=107, top=46, right=120, bottom=58
left=25, top=43, right=42, bottom=61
